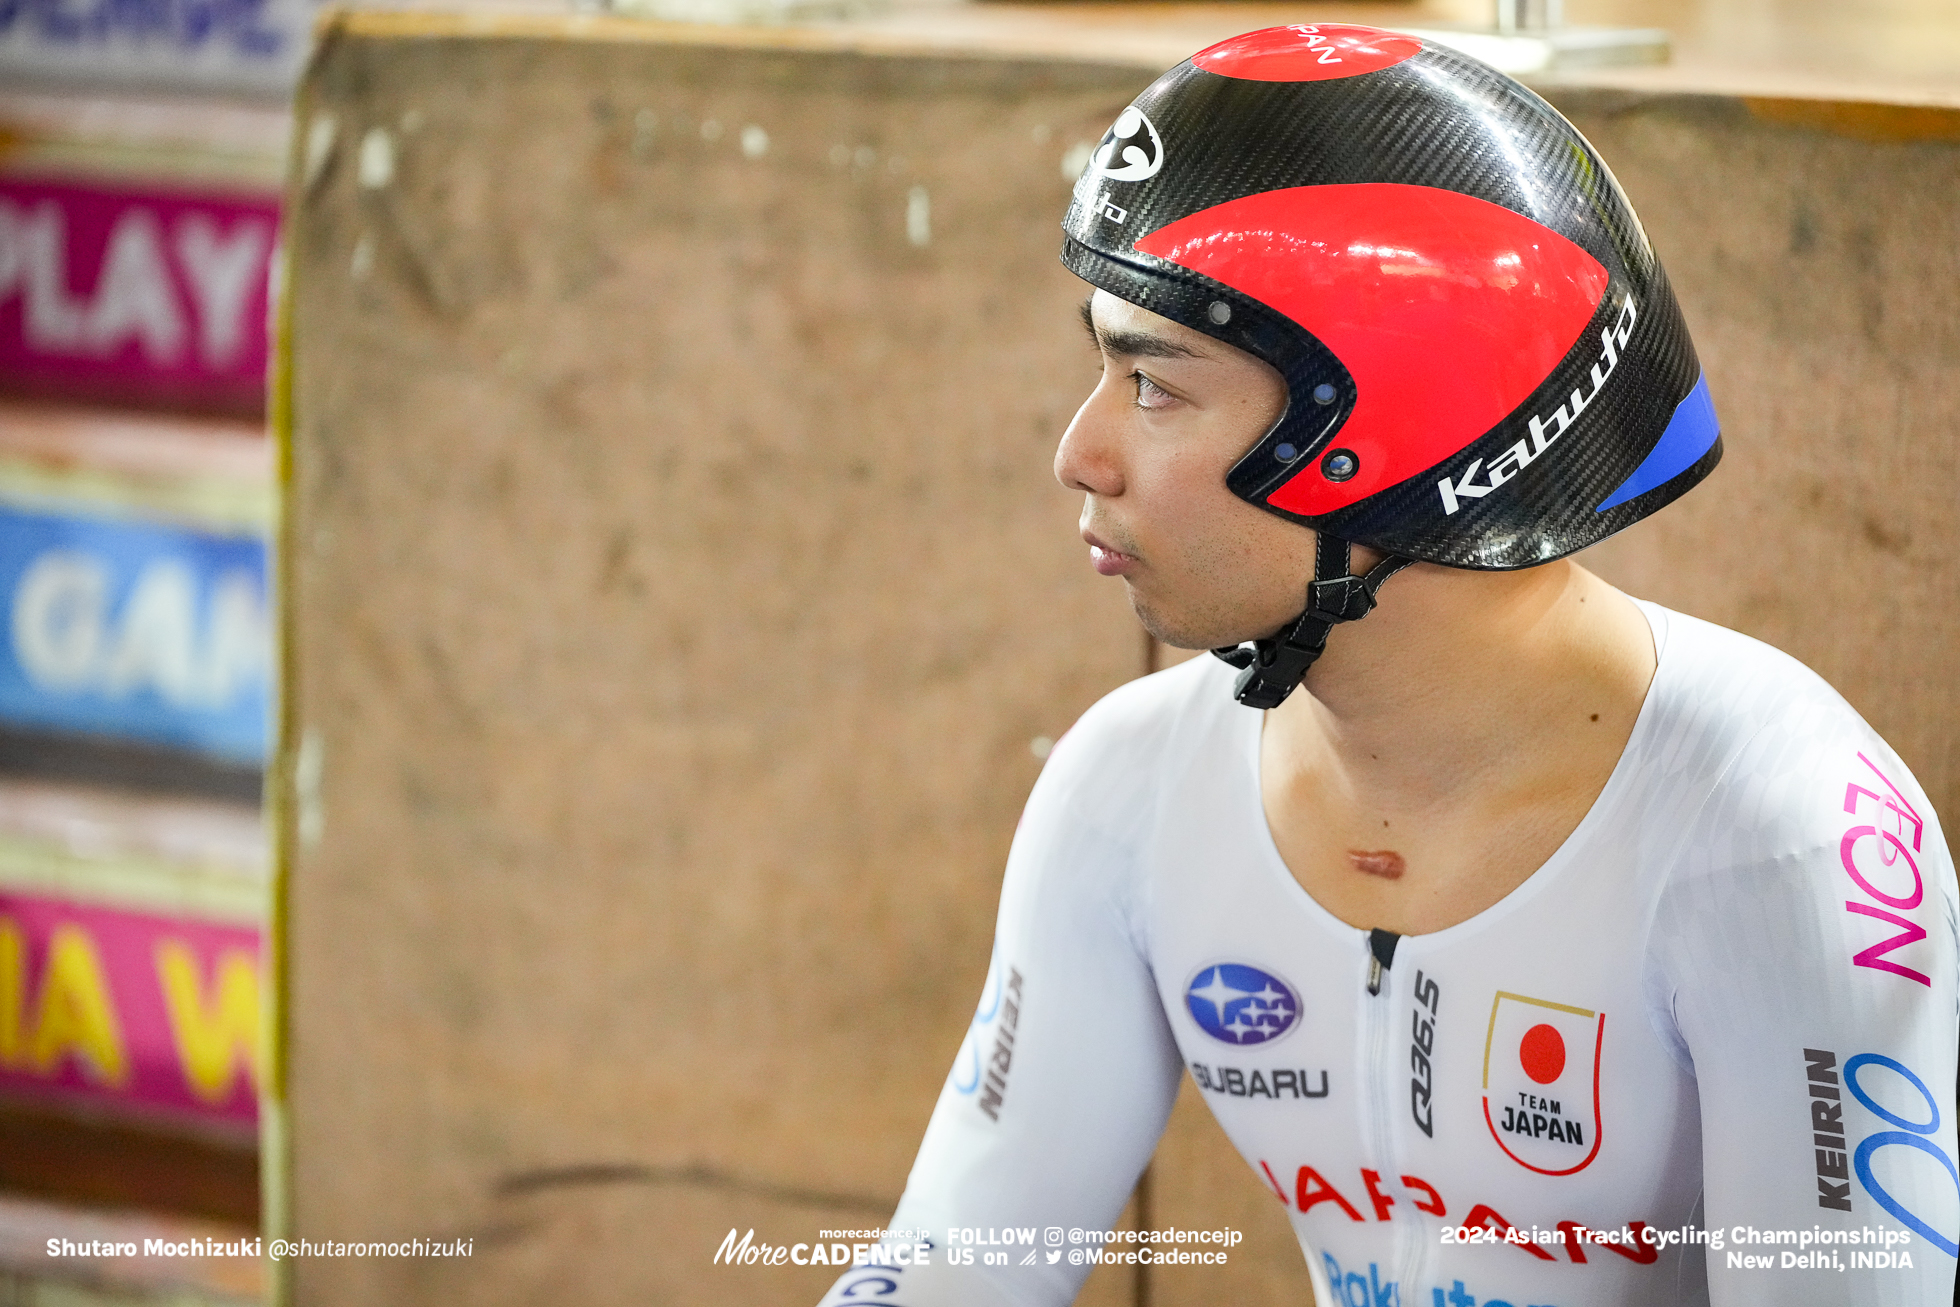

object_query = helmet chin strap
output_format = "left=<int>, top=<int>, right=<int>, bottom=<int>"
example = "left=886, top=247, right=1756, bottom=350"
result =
left=1210, top=536, right=1414, bottom=710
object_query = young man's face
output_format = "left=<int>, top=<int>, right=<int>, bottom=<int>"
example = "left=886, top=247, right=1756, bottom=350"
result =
left=1057, top=288, right=1318, bottom=651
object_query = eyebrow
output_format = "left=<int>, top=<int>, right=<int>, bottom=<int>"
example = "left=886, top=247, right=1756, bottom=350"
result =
left=1079, top=296, right=1204, bottom=360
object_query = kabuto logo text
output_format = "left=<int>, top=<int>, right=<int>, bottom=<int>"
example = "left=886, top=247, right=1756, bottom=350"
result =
left=1438, top=296, right=1638, bottom=515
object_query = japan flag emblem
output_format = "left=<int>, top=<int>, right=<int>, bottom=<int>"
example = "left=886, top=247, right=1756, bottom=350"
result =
left=1481, top=992, right=1604, bottom=1175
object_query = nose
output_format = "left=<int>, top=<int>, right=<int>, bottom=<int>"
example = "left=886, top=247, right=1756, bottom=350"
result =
left=1055, top=374, right=1126, bottom=498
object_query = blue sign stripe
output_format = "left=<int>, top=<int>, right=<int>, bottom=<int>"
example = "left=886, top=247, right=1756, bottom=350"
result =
left=0, top=503, right=270, bottom=764
left=1596, top=373, right=1720, bottom=513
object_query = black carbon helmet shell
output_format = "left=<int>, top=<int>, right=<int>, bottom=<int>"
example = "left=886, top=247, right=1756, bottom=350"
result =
left=1062, top=24, right=1720, bottom=570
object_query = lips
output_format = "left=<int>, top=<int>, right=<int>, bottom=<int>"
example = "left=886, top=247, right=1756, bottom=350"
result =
left=1082, top=530, right=1138, bottom=577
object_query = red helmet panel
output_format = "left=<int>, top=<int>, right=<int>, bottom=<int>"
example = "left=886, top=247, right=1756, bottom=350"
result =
left=1191, top=25, right=1422, bottom=83
left=1132, top=183, right=1608, bottom=514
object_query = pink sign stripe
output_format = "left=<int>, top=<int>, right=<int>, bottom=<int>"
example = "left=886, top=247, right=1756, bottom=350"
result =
left=0, top=177, right=279, bottom=417
left=0, top=888, right=260, bottom=1127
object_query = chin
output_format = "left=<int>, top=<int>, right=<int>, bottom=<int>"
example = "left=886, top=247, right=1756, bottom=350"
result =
left=1130, top=593, right=1259, bottom=653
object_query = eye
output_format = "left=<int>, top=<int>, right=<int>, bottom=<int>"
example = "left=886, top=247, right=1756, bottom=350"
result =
left=1131, top=371, right=1176, bottom=410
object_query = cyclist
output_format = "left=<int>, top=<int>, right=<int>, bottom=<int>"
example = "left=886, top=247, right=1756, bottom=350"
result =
left=821, top=24, right=1956, bottom=1307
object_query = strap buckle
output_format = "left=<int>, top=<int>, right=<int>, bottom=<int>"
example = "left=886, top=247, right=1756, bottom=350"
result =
left=1209, top=539, right=1412, bottom=709
left=1307, top=573, right=1375, bottom=624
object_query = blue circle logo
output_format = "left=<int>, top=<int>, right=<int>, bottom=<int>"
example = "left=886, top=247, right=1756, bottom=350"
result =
left=952, top=949, right=1004, bottom=1096
left=1184, top=963, right=1300, bottom=1045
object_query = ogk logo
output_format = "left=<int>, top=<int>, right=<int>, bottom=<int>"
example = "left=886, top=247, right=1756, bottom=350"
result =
left=1089, top=107, right=1163, bottom=182
left=1482, top=991, right=1604, bottom=1175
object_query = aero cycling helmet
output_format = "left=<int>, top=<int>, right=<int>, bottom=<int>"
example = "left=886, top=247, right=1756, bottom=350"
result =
left=1062, top=25, right=1721, bottom=709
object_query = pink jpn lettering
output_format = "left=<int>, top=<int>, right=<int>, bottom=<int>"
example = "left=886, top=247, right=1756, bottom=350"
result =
left=1840, top=753, right=1930, bottom=987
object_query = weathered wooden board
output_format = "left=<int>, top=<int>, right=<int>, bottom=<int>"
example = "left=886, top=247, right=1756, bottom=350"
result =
left=1558, top=90, right=1960, bottom=828
left=281, top=24, right=1151, bottom=1306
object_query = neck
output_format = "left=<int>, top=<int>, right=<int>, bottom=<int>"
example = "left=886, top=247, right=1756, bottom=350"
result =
left=1269, top=559, right=1655, bottom=810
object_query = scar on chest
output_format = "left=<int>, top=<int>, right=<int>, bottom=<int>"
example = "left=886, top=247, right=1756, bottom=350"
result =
left=1347, top=849, right=1406, bottom=879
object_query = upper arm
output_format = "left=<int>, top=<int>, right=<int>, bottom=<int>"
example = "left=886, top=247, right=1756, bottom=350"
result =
left=820, top=707, right=1186, bottom=1307
left=1656, top=740, right=1958, bottom=1305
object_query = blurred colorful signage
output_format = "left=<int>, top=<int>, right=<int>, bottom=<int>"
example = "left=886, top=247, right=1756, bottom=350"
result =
left=0, top=887, right=258, bottom=1126
left=0, top=176, right=278, bottom=415
left=0, top=0, right=318, bottom=96
left=0, top=499, right=269, bottom=765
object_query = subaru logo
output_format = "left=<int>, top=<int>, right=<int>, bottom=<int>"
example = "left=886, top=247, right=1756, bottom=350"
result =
left=1185, top=963, right=1300, bottom=1045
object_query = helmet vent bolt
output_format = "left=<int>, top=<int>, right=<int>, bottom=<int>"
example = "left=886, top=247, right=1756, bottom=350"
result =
left=1321, top=449, right=1359, bottom=482
left=1312, top=383, right=1337, bottom=405
left=1206, top=301, right=1231, bottom=324
left=1275, top=443, right=1299, bottom=462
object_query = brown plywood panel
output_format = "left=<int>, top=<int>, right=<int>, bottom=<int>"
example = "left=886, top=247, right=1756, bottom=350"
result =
left=281, top=27, right=1153, bottom=1306
left=1548, top=90, right=1960, bottom=826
